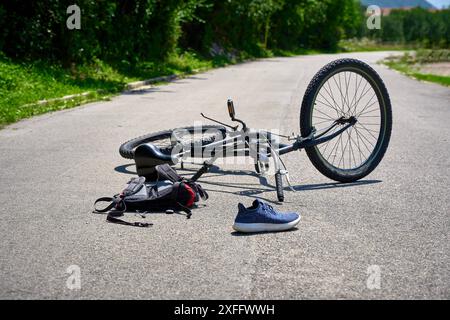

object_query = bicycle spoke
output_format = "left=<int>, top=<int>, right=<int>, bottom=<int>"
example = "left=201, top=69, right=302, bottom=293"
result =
left=348, top=128, right=357, bottom=169
left=316, top=94, right=341, bottom=115
left=353, top=127, right=364, bottom=164
left=322, top=81, right=340, bottom=109
left=338, top=127, right=352, bottom=168
left=358, top=105, right=380, bottom=117
left=313, top=119, right=335, bottom=126
left=313, top=69, right=382, bottom=171
left=355, top=93, right=377, bottom=118
left=318, top=126, right=338, bottom=156
left=350, top=129, right=368, bottom=165
left=332, top=75, right=346, bottom=114
left=326, top=132, right=343, bottom=164
left=356, top=122, right=380, bottom=126
left=349, top=74, right=363, bottom=114
left=356, top=123, right=379, bottom=141
left=351, top=80, right=370, bottom=115
left=313, top=107, right=336, bottom=120
left=354, top=129, right=373, bottom=156
left=344, top=72, right=351, bottom=114
left=324, top=80, right=342, bottom=117
left=356, top=126, right=379, bottom=134
left=354, top=126, right=375, bottom=149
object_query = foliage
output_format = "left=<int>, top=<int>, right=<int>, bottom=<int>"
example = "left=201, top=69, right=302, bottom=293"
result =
left=0, top=0, right=363, bottom=64
left=383, top=50, right=450, bottom=87
left=0, top=51, right=231, bottom=126
left=363, top=8, right=450, bottom=48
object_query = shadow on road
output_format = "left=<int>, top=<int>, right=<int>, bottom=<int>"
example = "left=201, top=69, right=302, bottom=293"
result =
left=114, top=162, right=381, bottom=204
left=231, top=227, right=300, bottom=236
left=291, top=180, right=382, bottom=191
left=114, top=163, right=136, bottom=175
left=199, top=179, right=381, bottom=205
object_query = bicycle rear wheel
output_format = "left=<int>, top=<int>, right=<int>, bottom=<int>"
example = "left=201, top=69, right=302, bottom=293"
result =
left=300, top=59, right=392, bottom=182
left=119, top=125, right=227, bottom=159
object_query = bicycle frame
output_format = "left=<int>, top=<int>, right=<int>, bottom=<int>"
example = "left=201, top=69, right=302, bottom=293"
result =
left=171, top=112, right=357, bottom=182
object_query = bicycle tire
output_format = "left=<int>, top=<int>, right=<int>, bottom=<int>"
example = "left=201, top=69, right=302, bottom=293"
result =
left=300, top=58, right=392, bottom=183
left=119, top=125, right=227, bottom=159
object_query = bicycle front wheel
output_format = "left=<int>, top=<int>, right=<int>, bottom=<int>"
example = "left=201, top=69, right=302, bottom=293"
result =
left=300, top=58, right=392, bottom=182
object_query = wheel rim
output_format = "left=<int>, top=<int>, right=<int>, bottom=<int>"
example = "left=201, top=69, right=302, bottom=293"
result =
left=311, top=68, right=386, bottom=172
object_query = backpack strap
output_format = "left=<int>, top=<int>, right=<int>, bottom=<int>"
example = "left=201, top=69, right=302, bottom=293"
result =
left=106, top=215, right=153, bottom=228
left=94, top=197, right=152, bottom=228
left=93, top=196, right=125, bottom=213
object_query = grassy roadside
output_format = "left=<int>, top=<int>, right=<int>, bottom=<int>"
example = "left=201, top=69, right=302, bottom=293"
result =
left=382, top=50, right=450, bottom=87
left=339, top=38, right=413, bottom=53
left=384, top=62, right=450, bottom=86
left=2, top=42, right=445, bottom=128
left=1, top=47, right=330, bottom=128
left=0, top=52, right=232, bottom=128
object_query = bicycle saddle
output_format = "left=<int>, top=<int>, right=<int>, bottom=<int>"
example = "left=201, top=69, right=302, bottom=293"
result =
left=134, top=143, right=175, bottom=179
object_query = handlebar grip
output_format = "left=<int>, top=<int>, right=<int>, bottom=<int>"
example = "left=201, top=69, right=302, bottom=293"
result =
left=227, top=99, right=235, bottom=119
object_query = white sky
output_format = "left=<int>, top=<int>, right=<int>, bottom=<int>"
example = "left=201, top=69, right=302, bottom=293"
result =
left=427, top=0, right=450, bottom=8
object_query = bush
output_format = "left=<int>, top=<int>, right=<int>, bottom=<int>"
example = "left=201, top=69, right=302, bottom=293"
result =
left=361, top=7, right=450, bottom=48
left=0, top=0, right=363, bottom=65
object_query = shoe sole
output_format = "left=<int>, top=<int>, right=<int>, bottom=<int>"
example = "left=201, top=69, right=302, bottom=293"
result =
left=232, top=215, right=301, bottom=233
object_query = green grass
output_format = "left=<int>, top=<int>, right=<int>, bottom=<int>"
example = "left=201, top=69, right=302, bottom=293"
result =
left=385, top=61, right=450, bottom=86
left=339, top=38, right=413, bottom=53
left=0, top=46, right=330, bottom=128
left=7, top=43, right=444, bottom=128
left=270, top=48, right=324, bottom=57
left=409, top=73, right=450, bottom=86
left=383, top=50, right=450, bottom=86
left=0, top=51, right=234, bottom=127
left=0, top=58, right=122, bottom=126
left=383, top=52, right=450, bottom=87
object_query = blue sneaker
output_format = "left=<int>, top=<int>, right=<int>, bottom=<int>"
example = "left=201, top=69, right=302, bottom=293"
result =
left=233, top=199, right=301, bottom=233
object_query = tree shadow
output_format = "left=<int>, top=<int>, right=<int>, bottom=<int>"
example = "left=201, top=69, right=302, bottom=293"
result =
left=122, top=87, right=174, bottom=95
left=182, top=76, right=208, bottom=80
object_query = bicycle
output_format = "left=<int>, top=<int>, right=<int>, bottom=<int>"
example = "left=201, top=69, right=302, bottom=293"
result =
left=119, top=59, right=393, bottom=202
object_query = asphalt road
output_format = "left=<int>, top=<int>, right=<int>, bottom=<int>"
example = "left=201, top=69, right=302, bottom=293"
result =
left=0, top=52, right=449, bottom=299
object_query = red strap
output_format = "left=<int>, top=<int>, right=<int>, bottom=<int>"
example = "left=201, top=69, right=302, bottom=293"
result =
left=184, top=184, right=196, bottom=208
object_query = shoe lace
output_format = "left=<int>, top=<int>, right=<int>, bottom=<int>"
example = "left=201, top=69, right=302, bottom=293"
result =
left=261, top=202, right=275, bottom=214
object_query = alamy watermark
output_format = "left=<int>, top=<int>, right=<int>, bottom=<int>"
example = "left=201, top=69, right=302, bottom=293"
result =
left=366, top=5, right=381, bottom=30
left=169, top=122, right=281, bottom=174
left=66, top=264, right=81, bottom=290
left=66, top=4, right=81, bottom=30
left=366, top=265, right=381, bottom=290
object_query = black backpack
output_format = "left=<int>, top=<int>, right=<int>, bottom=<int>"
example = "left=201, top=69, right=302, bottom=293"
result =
left=93, top=164, right=208, bottom=227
